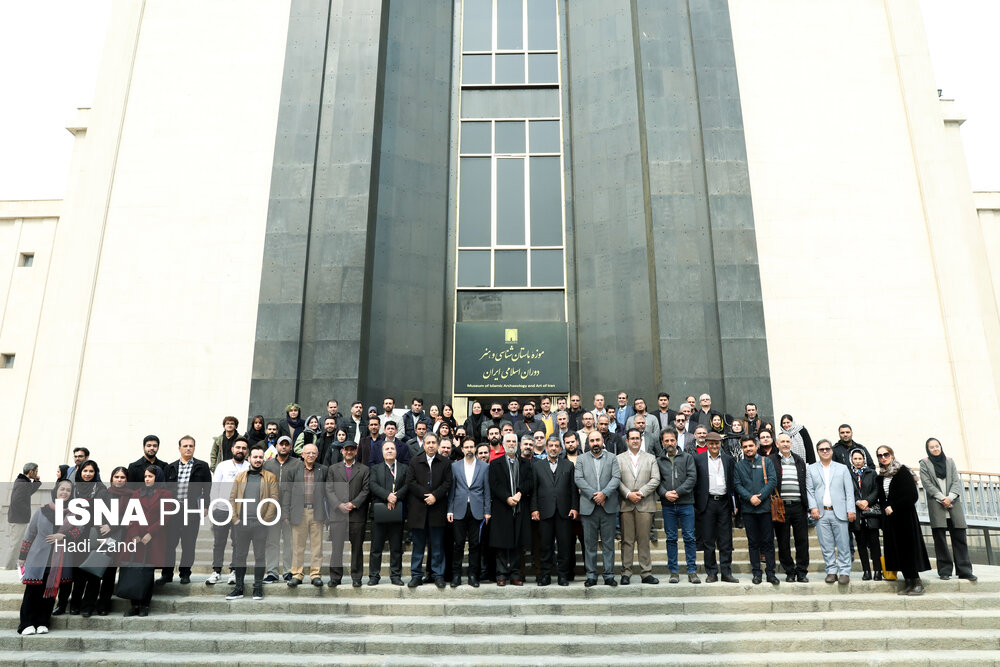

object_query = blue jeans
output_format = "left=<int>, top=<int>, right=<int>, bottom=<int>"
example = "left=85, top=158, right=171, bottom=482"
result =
left=410, top=524, right=445, bottom=579
left=662, top=504, right=697, bottom=574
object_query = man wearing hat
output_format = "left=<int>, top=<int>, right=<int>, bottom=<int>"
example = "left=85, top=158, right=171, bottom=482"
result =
left=262, top=436, right=297, bottom=583
left=325, top=440, right=370, bottom=587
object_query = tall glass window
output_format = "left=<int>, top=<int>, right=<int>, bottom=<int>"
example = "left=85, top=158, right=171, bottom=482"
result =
left=457, top=0, right=565, bottom=289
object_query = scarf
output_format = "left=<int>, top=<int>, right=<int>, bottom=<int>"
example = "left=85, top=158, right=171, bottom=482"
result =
left=780, top=422, right=806, bottom=460
left=849, top=447, right=869, bottom=486
left=38, top=504, right=67, bottom=598
left=286, top=412, right=306, bottom=443
left=925, top=441, right=948, bottom=479
left=880, top=458, right=903, bottom=478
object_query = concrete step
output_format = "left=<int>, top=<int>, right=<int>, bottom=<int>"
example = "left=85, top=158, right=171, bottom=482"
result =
left=2, top=628, right=999, bottom=655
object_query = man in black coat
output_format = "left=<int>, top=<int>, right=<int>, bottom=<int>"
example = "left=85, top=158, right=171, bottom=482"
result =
left=126, top=434, right=168, bottom=484
left=832, top=424, right=875, bottom=469
left=326, top=442, right=370, bottom=587
left=489, top=433, right=534, bottom=586
left=368, top=440, right=408, bottom=586
left=5, top=463, right=42, bottom=568
left=694, top=434, right=738, bottom=583
left=530, top=437, right=579, bottom=586
left=771, top=433, right=810, bottom=582
left=403, top=433, right=453, bottom=588
left=159, top=435, right=212, bottom=585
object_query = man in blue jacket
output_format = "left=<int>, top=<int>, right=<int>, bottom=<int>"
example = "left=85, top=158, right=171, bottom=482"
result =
left=734, top=436, right=779, bottom=585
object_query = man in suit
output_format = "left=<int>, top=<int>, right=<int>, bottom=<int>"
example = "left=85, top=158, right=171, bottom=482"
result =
left=447, top=437, right=491, bottom=587
left=694, top=431, right=739, bottom=583
left=368, top=440, right=407, bottom=586
left=159, top=435, right=212, bottom=585
left=370, top=420, right=410, bottom=466
left=617, top=428, right=660, bottom=585
left=807, top=439, right=857, bottom=584
left=575, top=430, right=621, bottom=587
left=404, top=433, right=453, bottom=588
left=673, top=413, right=695, bottom=453
left=530, top=436, right=580, bottom=586
left=489, top=433, right=533, bottom=586
left=281, top=443, right=327, bottom=587
left=325, top=441, right=370, bottom=587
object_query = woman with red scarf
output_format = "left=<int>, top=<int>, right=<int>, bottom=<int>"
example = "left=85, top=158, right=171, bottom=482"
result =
left=17, top=478, right=82, bottom=635
left=122, top=466, right=171, bottom=617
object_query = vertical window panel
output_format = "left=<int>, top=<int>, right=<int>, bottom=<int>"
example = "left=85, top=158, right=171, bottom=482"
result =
left=496, top=0, right=524, bottom=50
left=495, top=54, right=525, bottom=84
left=462, top=0, right=493, bottom=51
left=529, top=120, right=560, bottom=153
left=530, top=249, right=564, bottom=287
left=459, top=157, right=492, bottom=246
left=496, top=158, right=525, bottom=245
left=529, top=156, right=562, bottom=246
left=458, top=250, right=492, bottom=287
left=462, top=54, right=492, bottom=85
left=495, top=250, right=528, bottom=287
left=528, top=53, right=558, bottom=84
left=461, top=121, right=492, bottom=154
left=527, top=0, right=558, bottom=50
left=494, top=121, right=526, bottom=154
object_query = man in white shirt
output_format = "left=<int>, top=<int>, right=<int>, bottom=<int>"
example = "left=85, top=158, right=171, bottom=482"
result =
left=447, top=438, right=491, bottom=587
left=206, top=438, right=250, bottom=585
left=617, top=429, right=660, bottom=585
left=806, top=440, right=856, bottom=585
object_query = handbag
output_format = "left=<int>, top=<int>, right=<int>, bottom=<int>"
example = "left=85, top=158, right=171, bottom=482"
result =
left=373, top=502, right=403, bottom=524
left=115, top=552, right=153, bottom=601
left=861, top=503, right=882, bottom=517
left=79, top=528, right=114, bottom=578
left=763, top=459, right=786, bottom=523
left=880, top=555, right=898, bottom=581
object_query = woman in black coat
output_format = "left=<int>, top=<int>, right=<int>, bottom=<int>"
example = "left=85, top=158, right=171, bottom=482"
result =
left=67, top=460, right=110, bottom=616
left=876, top=445, right=931, bottom=595
left=849, top=449, right=882, bottom=581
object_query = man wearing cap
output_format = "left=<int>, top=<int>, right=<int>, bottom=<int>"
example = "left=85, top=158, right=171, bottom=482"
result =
left=694, top=432, right=739, bottom=583
left=325, top=440, right=370, bottom=587
left=262, top=436, right=296, bottom=583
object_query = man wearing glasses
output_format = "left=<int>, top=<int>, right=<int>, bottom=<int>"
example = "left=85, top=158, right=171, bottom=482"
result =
left=806, top=439, right=856, bottom=585
left=480, top=403, right=512, bottom=441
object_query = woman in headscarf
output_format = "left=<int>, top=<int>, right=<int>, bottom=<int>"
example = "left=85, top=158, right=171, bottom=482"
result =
left=84, top=466, right=133, bottom=616
left=17, top=478, right=82, bottom=635
left=722, top=418, right=745, bottom=462
left=439, top=404, right=458, bottom=433
left=919, top=438, right=977, bottom=581
left=779, top=414, right=815, bottom=464
left=849, top=448, right=882, bottom=581
left=123, top=465, right=170, bottom=617
left=294, top=414, right=322, bottom=454
left=245, top=415, right=266, bottom=446
left=463, top=401, right=485, bottom=444
left=876, top=445, right=931, bottom=595
left=67, top=460, right=110, bottom=616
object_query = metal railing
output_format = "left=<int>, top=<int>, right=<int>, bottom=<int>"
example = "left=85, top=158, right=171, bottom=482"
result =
left=916, top=470, right=1000, bottom=565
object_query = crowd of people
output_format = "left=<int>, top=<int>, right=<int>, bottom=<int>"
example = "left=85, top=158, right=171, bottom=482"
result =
left=9, top=392, right=978, bottom=636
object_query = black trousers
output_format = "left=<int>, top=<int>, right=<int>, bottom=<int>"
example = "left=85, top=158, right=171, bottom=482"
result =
left=496, top=547, right=521, bottom=578
left=932, top=520, right=974, bottom=578
left=232, top=522, right=268, bottom=586
left=370, top=520, right=403, bottom=579
left=163, top=515, right=201, bottom=579
left=20, top=583, right=56, bottom=632
left=329, top=520, right=365, bottom=583
left=743, top=512, right=775, bottom=577
left=211, top=508, right=235, bottom=573
left=537, top=514, right=573, bottom=579
left=774, top=502, right=809, bottom=576
left=700, top=497, right=734, bottom=576
left=70, top=568, right=100, bottom=612
left=452, top=514, right=482, bottom=579
left=851, top=522, right=882, bottom=573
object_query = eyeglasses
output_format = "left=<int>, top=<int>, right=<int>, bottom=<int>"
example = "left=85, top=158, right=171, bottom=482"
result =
left=877, top=453, right=892, bottom=459
left=491, top=408, right=502, bottom=412
left=817, top=448, right=832, bottom=452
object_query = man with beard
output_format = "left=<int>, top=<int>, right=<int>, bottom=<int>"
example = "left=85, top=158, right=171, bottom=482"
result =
left=614, top=392, right=634, bottom=432
left=379, top=397, right=406, bottom=436
left=127, top=434, right=168, bottom=483
left=447, top=438, right=491, bottom=587
left=758, top=429, right=776, bottom=458
left=343, top=401, right=364, bottom=444
left=403, top=397, right=433, bottom=441
left=537, top=396, right=555, bottom=438
left=486, top=425, right=506, bottom=462
left=575, top=431, right=621, bottom=587
left=657, top=427, right=700, bottom=584
left=514, top=402, right=546, bottom=441
left=692, top=425, right=709, bottom=455
left=226, top=446, right=278, bottom=601
left=563, top=432, right=581, bottom=465
left=554, top=411, right=572, bottom=446
left=316, top=417, right=341, bottom=466
left=831, top=424, right=875, bottom=469
left=404, top=433, right=452, bottom=588
left=597, top=415, right=625, bottom=455
left=531, top=436, right=579, bottom=586
left=210, top=416, right=240, bottom=471
left=207, top=438, right=250, bottom=585
left=489, top=433, right=533, bottom=586
left=744, top=403, right=764, bottom=440
left=654, top=393, right=676, bottom=432
left=263, top=436, right=297, bottom=583
left=326, top=442, right=370, bottom=587
left=480, top=403, right=512, bottom=440
left=617, top=428, right=660, bottom=585
left=567, top=394, right=585, bottom=431
left=626, top=398, right=660, bottom=442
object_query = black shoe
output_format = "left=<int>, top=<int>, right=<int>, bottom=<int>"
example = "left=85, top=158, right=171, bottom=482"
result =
left=721, top=574, right=739, bottom=583
left=97, top=607, right=109, bottom=617
left=52, top=604, right=66, bottom=616
left=767, top=575, right=780, bottom=585
left=327, top=579, right=340, bottom=587
left=641, top=575, right=659, bottom=585
left=939, top=574, right=951, bottom=580
left=154, top=577, right=172, bottom=586
left=603, top=577, right=618, bottom=587
left=368, top=577, right=380, bottom=587
left=786, top=572, right=796, bottom=582
left=81, top=609, right=92, bottom=618
left=873, top=571, right=883, bottom=581
left=862, top=571, right=872, bottom=581
left=960, top=575, right=978, bottom=582
left=287, top=578, right=301, bottom=587
left=407, top=577, right=422, bottom=588
left=469, top=577, right=480, bottom=588
left=796, top=573, right=809, bottom=583
left=584, top=578, right=597, bottom=588
left=124, top=605, right=140, bottom=617
left=557, top=577, right=569, bottom=586
left=423, top=573, right=435, bottom=584
left=435, top=577, right=446, bottom=589
left=451, top=577, right=462, bottom=588
left=252, top=585, right=263, bottom=600
left=179, top=575, right=191, bottom=585
left=352, top=580, right=362, bottom=588
left=706, top=574, right=718, bottom=583
left=312, top=577, right=324, bottom=587
left=226, top=586, right=244, bottom=600
left=668, top=573, right=679, bottom=584
left=70, top=607, right=81, bottom=615
left=908, top=582, right=925, bottom=596
left=138, top=606, right=149, bottom=617
left=620, top=575, right=630, bottom=585
left=390, top=577, right=404, bottom=586
left=650, top=533, right=658, bottom=544
left=752, top=574, right=762, bottom=585
left=537, top=576, right=551, bottom=587
left=283, top=573, right=293, bottom=582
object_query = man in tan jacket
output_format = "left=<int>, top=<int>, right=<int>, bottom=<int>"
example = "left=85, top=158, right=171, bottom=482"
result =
left=617, top=428, right=661, bottom=585
left=227, top=446, right=279, bottom=601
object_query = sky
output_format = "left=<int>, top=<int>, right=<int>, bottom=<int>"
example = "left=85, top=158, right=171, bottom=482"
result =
left=0, top=0, right=998, bottom=200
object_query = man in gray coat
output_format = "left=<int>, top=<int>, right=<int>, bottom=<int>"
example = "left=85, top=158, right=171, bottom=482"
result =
left=281, top=444, right=327, bottom=587
left=574, top=431, right=621, bottom=587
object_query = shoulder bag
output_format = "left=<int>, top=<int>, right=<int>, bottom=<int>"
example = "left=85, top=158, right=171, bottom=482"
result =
left=764, top=459, right=786, bottom=523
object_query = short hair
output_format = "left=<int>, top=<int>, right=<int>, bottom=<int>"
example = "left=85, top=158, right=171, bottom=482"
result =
left=520, top=435, right=534, bottom=445
left=659, top=427, right=678, bottom=442
left=626, top=428, right=642, bottom=440
left=73, top=446, right=90, bottom=457
left=657, top=392, right=670, bottom=399
left=178, top=435, right=195, bottom=446
left=816, top=439, right=833, bottom=450
left=502, top=433, right=518, bottom=443
left=490, top=402, right=503, bottom=410
left=232, top=437, right=249, bottom=447
left=740, top=436, right=757, bottom=446
left=556, top=410, right=568, bottom=419
left=462, top=437, right=477, bottom=448
left=563, top=431, right=578, bottom=442
left=745, top=403, right=756, bottom=410
left=546, top=436, right=561, bottom=446
left=325, top=416, right=337, bottom=423
left=222, top=416, right=239, bottom=427
left=423, top=433, right=438, bottom=444
left=694, top=424, right=707, bottom=433
left=368, top=416, right=381, bottom=424
left=23, top=462, right=38, bottom=475
left=143, top=435, right=160, bottom=446
left=839, top=423, right=852, bottom=431
left=540, top=395, right=551, bottom=403
left=351, top=401, right=362, bottom=408
left=266, top=421, right=279, bottom=429
left=487, top=424, right=501, bottom=434
left=249, top=443, right=267, bottom=453
left=411, top=397, right=424, bottom=405
left=699, top=393, right=711, bottom=401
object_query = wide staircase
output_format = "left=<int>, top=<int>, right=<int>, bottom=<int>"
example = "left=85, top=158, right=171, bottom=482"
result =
left=2, top=522, right=998, bottom=666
